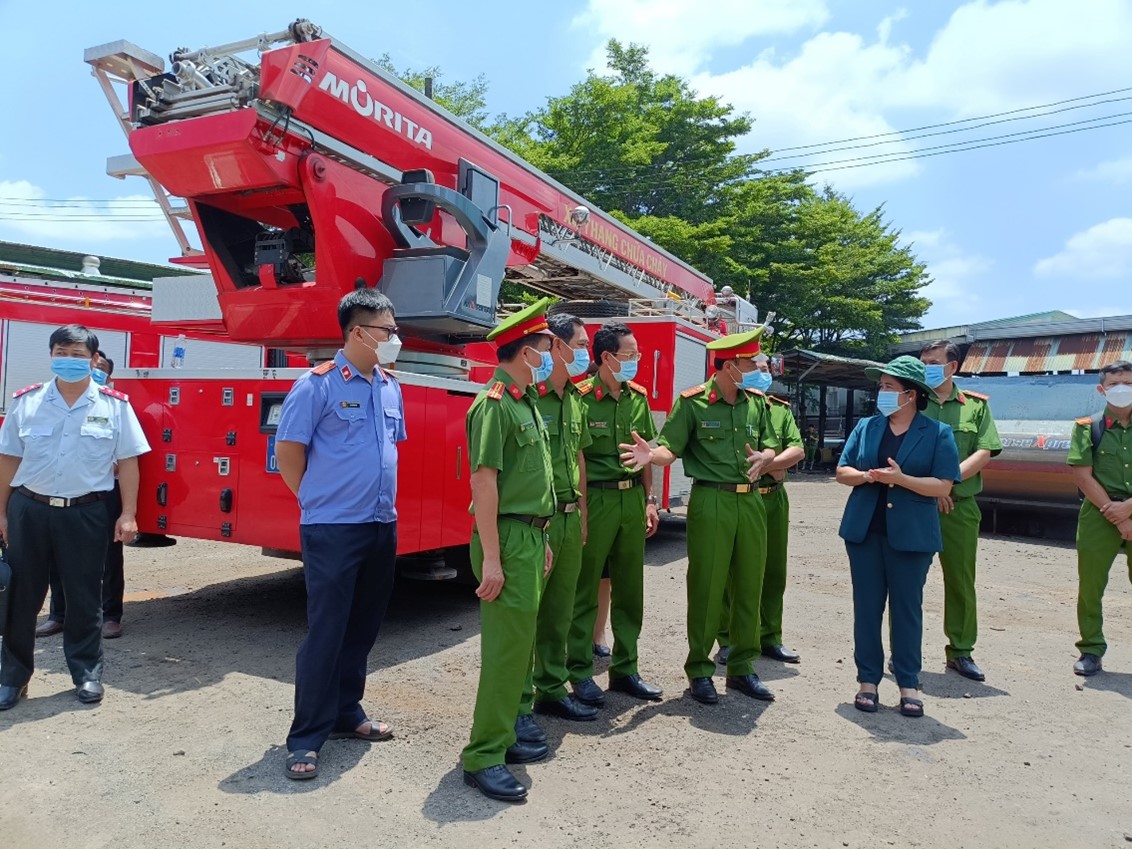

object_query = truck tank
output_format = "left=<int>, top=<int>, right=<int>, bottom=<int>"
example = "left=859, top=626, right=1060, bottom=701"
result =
left=955, top=374, right=1104, bottom=509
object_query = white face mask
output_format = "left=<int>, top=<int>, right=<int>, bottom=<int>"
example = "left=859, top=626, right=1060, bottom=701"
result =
left=1104, top=384, right=1132, bottom=409
left=376, top=335, right=402, bottom=366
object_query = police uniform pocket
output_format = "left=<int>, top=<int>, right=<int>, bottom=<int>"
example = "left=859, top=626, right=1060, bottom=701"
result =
left=19, top=424, right=54, bottom=440
left=515, top=421, right=545, bottom=472
left=79, top=423, right=115, bottom=463
left=955, top=421, right=978, bottom=455
left=332, top=406, right=367, bottom=445
left=382, top=406, right=402, bottom=442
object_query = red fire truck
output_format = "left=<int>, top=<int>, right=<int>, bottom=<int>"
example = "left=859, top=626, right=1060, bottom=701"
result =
left=84, top=21, right=759, bottom=573
left=0, top=242, right=265, bottom=425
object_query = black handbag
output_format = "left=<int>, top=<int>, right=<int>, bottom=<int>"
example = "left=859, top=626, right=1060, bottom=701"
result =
left=0, top=544, right=10, bottom=638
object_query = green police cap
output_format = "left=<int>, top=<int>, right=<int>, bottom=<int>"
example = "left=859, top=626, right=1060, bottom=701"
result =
left=864, top=355, right=933, bottom=395
left=705, top=326, right=765, bottom=360
left=487, top=297, right=555, bottom=347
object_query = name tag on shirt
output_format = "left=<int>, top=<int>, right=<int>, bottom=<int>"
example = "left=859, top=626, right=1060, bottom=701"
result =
left=542, top=415, right=554, bottom=426
left=86, top=416, right=110, bottom=425
left=589, top=421, right=609, bottom=429
left=339, top=401, right=361, bottom=409
left=700, top=421, right=721, bottom=429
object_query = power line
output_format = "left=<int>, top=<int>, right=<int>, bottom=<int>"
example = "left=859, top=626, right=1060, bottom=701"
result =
left=772, top=84, right=1132, bottom=152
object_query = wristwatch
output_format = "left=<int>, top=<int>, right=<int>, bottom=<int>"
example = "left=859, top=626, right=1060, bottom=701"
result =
left=646, top=495, right=659, bottom=506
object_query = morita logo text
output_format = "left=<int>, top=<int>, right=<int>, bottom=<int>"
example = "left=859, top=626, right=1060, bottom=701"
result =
left=318, top=72, right=433, bottom=150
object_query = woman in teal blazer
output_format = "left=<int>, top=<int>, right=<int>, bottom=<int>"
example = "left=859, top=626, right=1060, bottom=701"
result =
left=836, top=357, right=960, bottom=718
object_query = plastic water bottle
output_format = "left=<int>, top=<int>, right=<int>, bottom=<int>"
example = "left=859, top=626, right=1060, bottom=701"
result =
left=171, top=334, right=187, bottom=369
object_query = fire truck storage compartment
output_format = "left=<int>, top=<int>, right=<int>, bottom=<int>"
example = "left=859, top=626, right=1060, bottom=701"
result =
left=1, top=321, right=127, bottom=406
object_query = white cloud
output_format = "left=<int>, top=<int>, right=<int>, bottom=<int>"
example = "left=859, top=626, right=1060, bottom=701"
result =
left=0, top=179, right=174, bottom=246
left=1034, top=218, right=1132, bottom=280
left=573, top=0, right=830, bottom=76
left=901, top=228, right=992, bottom=324
left=573, top=0, right=1132, bottom=191
left=1074, top=157, right=1132, bottom=185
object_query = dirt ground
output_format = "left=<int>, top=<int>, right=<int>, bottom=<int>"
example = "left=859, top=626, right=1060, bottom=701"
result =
left=1, top=476, right=1129, bottom=849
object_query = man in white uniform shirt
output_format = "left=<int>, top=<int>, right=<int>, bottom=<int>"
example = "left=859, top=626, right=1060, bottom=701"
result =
left=0, top=325, right=150, bottom=708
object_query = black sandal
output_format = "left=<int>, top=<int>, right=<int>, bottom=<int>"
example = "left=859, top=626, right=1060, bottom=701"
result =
left=854, top=690, right=879, bottom=713
left=899, top=697, right=924, bottom=718
left=284, top=750, right=319, bottom=780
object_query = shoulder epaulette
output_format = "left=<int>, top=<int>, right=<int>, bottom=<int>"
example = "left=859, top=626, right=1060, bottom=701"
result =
left=99, top=386, right=129, bottom=401
left=681, top=384, right=705, bottom=398
left=577, top=381, right=595, bottom=396
left=12, top=383, right=42, bottom=399
left=310, top=361, right=336, bottom=375
left=769, top=394, right=792, bottom=407
left=962, top=390, right=990, bottom=401
left=1076, top=416, right=1093, bottom=426
left=486, top=381, right=506, bottom=401
left=628, top=381, right=648, bottom=395
left=745, top=388, right=766, bottom=397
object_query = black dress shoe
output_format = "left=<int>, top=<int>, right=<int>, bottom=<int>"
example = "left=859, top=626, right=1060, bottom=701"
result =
left=76, top=681, right=104, bottom=704
left=464, top=765, right=528, bottom=802
left=947, top=656, right=985, bottom=682
left=504, top=739, right=548, bottom=764
left=608, top=674, right=663, bottom=701
left=1074, top=653, right=1103, bottom=676
left=713, top=646, right=731, bottom=665
left=726, top=674, right=775, bottom=701
left=514, top=713, right=547, bottom=744
left=762, top=644, right=801, bottom=664
left=688, top=677, right=719, bottom=705
left=0, top=684, right=28, bottom=711
left=592, top=642, right=612, bottom=658
left=35, top=619, right=64, bottom=638
left=533, top=695, right=598, bottom=721
left=572, top=677, right=605, bottom=707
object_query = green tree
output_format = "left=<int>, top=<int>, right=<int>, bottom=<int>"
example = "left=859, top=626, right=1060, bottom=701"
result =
left=375, top=54, right=491, bottom=129
left=519, top=40, right=764, bottom=222
left=754, top=190, right=931, bottom=359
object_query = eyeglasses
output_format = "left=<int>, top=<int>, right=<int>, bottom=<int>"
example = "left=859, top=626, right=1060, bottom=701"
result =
left=358, top=324, right=399, bottom=337
left=612, top=352, right=642, bottom=362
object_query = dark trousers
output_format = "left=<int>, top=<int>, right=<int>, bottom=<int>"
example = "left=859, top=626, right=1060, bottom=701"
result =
left=48, top=482, right=124, bottom=623
left=846, top=532, right=933, bottom=689
left=287, top=520, right=397, bottom=754
left=1, top=490, right=109, bottom=686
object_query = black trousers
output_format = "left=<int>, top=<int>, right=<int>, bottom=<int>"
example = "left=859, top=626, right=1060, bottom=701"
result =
left=1, top=490, right=109, bottom=686
left=47, top=481, right=124, bottom=623
left=287, top=520, right=397, bottom=753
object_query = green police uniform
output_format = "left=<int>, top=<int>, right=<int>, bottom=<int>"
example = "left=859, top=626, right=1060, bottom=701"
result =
left=1067, top=411, right=1132, bottom=658
left=922, top=386, right=1002, bottom=660
left=461, top=314, right=555, bottom=774
left=519, top=378, right=592, bottom=710
left=566, top=375, right=657, bottom=682
left=758, top=396, right=804, bottom=649
left=657, top=373, right=779, bottom=680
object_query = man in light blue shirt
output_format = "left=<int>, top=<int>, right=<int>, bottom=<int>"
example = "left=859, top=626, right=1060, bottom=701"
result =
left=274, top=289, right=407, bottom=780
left=0, top=325, right=150, bottom=709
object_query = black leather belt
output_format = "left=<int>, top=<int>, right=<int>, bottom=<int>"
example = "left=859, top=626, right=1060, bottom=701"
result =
left=693, top=481, right=755, bottom=494
left=759, top=483, right=781, bottom=495
left=557, top=500, right=580, bottom=513
left=500, top=513, right=552, bottom=530
left=589, top=478, right=643, bottom=491
left=17, top=486, right=107, bottom=508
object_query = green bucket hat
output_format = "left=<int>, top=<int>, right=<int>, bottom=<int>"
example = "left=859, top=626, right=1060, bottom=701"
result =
left=863, top=355, right=933, bottom=395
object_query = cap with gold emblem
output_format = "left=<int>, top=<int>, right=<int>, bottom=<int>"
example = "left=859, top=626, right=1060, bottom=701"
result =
left=705, top=327, right=765, bottom=360
left=487, top=297, right=556, bottom=348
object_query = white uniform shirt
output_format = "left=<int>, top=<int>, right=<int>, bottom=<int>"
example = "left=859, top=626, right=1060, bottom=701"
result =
left=0, top=379, right=150, bottom=497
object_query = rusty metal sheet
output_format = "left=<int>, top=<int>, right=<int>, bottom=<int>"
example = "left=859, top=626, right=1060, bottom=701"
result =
left=962, top=333, right=1132, bottom=374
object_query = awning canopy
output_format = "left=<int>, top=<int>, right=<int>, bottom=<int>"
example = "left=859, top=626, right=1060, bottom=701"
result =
left=963, top=332, right=1132, bottom=374
left=777, top=348, right=885, bottom=390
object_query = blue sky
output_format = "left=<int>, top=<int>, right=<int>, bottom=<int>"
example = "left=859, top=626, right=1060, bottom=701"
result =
left=1, top=0, right=1128, bottom=329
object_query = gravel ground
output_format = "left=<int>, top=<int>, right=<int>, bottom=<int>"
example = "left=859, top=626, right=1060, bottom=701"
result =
left=1, top=476, right=1129, bottom=849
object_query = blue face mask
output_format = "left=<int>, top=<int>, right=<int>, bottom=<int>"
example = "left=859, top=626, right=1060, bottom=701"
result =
left=611, top=358, right=638, bottom=384
left=52, top=356, right=92, bottom=384
left=876, top=390, right=906, bottom=417
left=745, top=370, right=773, bottom=392
left=91, top=368, right=109, bottom=386
left=566, top=346, right=590, bottom=378
left=533, top=349, right=554, bottom=383
left=924, top=364, right=947, bottom=388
